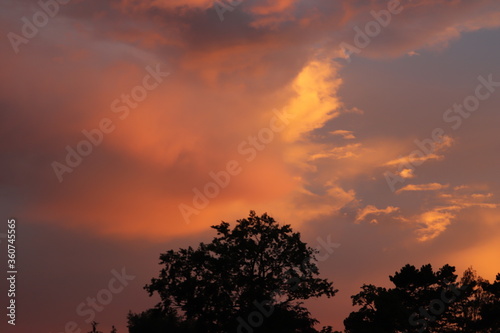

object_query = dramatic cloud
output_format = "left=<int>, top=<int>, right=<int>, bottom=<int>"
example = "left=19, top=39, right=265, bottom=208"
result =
left=2, top=0, right=500, bottom=331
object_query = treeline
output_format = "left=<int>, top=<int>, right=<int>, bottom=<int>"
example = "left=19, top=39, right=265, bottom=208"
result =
left=342, top=264, right=500, bottom=333
left=84, top=212, right=500, bottom=333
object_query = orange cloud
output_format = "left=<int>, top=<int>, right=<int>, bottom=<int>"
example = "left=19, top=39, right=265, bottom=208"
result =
left=3, top=0, right=500, bottom=245
left=330, top=130, right=356, bottom=140
left=408, top=187, right=499, bottom=241
left=396, top=183, right=449, bottom=194
left=355, top=205, right=400, bottom=224
left=415, top=208, right=456, bottom=242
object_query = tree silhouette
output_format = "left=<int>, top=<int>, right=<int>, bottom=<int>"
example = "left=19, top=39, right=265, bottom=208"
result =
left=342, top=264, right=500, bottom=333
left=128, top=211, right=337, bottom=332
left=128, top=307, right=185, bottom=333
left=87, top=321, right=103, bottom=333
left=476, top=273, right=500, bottom=332
left=85, top=321, right=118, bottom=333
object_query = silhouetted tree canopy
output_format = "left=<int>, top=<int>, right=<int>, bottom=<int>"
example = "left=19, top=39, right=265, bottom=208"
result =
left=342, top=264, right=500, bottom=333
left=128, top=211, right=337, bottom=333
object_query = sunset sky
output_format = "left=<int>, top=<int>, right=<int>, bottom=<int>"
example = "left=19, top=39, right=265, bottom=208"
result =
left=1, top=0, right=500, bottom=331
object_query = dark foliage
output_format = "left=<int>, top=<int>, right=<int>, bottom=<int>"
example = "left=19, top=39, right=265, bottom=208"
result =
left=343, top=264, right=500, bottom=333
left=128, top=211, right=337, bottom=333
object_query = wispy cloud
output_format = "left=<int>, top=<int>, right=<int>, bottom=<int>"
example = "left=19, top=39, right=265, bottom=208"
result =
left=384, top=135, right=454, bottom=167
left=396, top=183, right=449, bottom=194
left=355, top=205, right=400, bottom=224
left=412, top=187, right=499, bottom=241
left=330, top=130, right=356, bottom=140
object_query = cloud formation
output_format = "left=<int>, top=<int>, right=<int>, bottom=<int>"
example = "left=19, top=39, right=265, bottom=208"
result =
left=1, top=0, right=500, bottom=245
left=3, top=1, right=500, bottom=332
